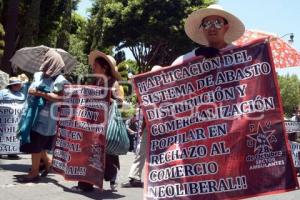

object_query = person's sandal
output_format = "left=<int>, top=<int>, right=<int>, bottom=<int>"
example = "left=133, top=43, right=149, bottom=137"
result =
left=40, top=166, right=52, bottom=177
left=7, top=154, right=21, bottom=160
left=17, top=175, right=39, bottom=183
left=70, top=186, right=94, bottom=193
left=110, top=181, right=118, bottom=191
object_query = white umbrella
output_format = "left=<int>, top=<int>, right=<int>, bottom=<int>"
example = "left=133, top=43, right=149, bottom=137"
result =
left=0, top=70, right=9, bottom=89
left=10, top=45, right=78, bottom=74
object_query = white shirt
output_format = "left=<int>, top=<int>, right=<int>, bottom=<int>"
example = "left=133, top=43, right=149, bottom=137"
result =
left=171, top=44, right=235, bottom=66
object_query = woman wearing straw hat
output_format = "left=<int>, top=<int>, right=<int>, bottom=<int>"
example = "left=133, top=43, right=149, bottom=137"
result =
left=0, top=75, right=29, bottom=160
left=172, top=4, right=245, bottom=65
left=71, top=50, right=124, bottom=192
left=0, top=75, right=28, bottom=101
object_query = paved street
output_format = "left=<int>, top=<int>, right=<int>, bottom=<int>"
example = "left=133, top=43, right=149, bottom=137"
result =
left=0, top=153, right=299, bottom=200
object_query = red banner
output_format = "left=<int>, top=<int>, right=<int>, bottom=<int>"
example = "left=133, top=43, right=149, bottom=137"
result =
left=133, top=39, right=299, bottom=200
left=52, top=85, right=109, bottom=188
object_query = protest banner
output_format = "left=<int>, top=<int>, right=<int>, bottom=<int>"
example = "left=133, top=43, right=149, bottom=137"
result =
left=52, top=85, right=109, bottom=189
left=132, top=38, right=299, bottom=200
left=289, top=141, right=300, bottom=168
left=0, top=101, right=24, bottom=154
left=285, top=121, right=300, bottom=134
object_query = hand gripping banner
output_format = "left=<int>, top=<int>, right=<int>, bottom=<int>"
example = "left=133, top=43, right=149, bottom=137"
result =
left=52, top=85, right=109, bottom=189
left=132, top=38, right=299, bottom=200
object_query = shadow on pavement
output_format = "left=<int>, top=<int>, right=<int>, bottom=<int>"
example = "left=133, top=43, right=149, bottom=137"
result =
left=33, top=176, right=125, bottom=200
left=0, top=163, right=30, bottom=173
left=63, top=189, right=126, bottom=200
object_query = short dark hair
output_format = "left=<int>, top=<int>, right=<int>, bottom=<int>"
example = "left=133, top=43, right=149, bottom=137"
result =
left=94, top=57, right=112, bottom=77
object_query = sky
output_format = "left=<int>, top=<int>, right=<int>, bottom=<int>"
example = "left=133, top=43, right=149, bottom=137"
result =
left=76, top=0, right=300, bottom=59
left=218, top=0, right=300, bottom=50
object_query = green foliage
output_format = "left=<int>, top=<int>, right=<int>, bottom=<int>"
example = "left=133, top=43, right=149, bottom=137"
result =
left=84, top=0, right=111, bottom=52
left=71, top=12, right=86, bottom=34
left=19, top=0, right=42, bottom=47
left=56, top=0, right=72, bottom=50
left=120, top=105, right=136, bottom=119
left=117, top=61, right=128, bottom=80
left=116, top=60, right=139, bottom=101
left=68, top=13, right=91, bottom=83
left=17, top=0, right=61, bottom=47
left=68, top=34, right=90, bottom=83
left=278, top=75, right=300, bottom=117
left=15, top=0, right=81, bottom=48
left=98, top=0, right=216, bottom=72
left=119, top=59, right=139, bottom=75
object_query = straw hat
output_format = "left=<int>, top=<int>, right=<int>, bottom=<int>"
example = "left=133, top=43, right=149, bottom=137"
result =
left=18, top=73, right=29, bottom=83
left=184, top=4, right=245, bottom=46
left=7, top=76, right=22, bottom=87
left=88, top=50, right=122, bottom=81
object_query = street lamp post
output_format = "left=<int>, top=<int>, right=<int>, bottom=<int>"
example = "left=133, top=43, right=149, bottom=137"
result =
left=280, top=33, right=294, bottom=45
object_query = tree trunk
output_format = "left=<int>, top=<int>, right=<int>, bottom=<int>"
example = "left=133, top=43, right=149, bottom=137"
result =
left=19, top=0, right=41, bottom=48
left=56, top=0, right=72, bottom=50
left=0, top=0, right=19, bottom=75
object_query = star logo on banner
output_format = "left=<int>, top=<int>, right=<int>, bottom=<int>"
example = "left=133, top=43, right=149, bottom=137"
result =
left=246, top=123, right=276, bottom=154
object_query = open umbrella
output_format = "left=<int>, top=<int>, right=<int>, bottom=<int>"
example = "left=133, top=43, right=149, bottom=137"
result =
left=9, top=45, right=78, bottom=74
left=233, top=30, right=300, bottom=68
left=0, top=70, right=9, bottom=89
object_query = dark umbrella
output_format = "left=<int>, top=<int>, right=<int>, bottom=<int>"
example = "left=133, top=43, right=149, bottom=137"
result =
left=10, top=45, right=78, bottom=74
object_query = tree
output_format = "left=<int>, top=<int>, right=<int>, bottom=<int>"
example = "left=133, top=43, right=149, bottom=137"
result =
left=278, top=75, right=300, bottom=117
left=0, top=0, right=4, bottom=58
left=68, top=13, right=90, bottom=82
left=0, top=0, right=83, bottom=74
left=84, top=0, right=114, bottom=53
left=119, top=59, right=138, bottom=76
left=19, top=0, right=41, bottom=47
left=56, top=0, right=72, bottom=50
left=98, top=0, right=215, bottom=72
left=0, top=0, right=19, bottom=74
left=114, top=50, right=125, bottom=65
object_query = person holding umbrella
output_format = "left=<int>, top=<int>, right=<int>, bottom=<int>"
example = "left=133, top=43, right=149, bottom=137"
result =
left=16, top=49, right=69, bottom=183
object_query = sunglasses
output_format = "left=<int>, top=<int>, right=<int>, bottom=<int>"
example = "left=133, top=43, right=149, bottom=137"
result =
left=200, top=19, right=225, bottom=30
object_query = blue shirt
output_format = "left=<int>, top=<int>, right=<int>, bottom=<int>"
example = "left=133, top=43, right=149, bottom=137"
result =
left=0, top=84, right=29, bottom=101
left=29, top=72, right=69, bottom=136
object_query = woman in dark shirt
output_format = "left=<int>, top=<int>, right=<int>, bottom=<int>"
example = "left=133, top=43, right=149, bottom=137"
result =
left=71, top=50, right=123, bottom=192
